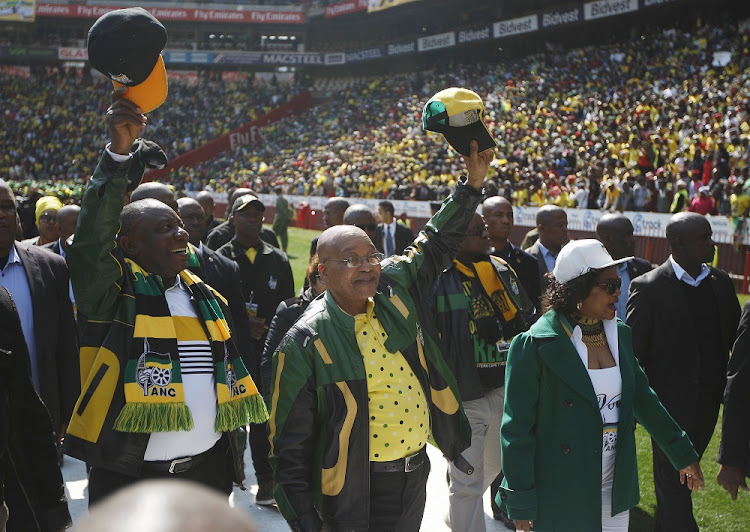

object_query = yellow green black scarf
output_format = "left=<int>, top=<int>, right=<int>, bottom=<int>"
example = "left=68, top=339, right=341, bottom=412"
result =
left=453, top=257, right=518, bottom=322
left=113, top=259, right=268, bottom=433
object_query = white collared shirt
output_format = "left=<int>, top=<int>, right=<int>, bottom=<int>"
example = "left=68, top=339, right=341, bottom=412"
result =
left=569, top=317, right=620, bottom=369
left=669, top=255, right=710, bottom=287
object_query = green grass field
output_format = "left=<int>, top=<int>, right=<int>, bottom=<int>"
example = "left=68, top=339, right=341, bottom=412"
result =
left=277, top=225, right=750, bottom=530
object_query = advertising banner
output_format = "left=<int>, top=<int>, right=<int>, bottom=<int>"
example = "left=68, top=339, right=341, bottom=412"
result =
left=367, top=0, right=420, bottom=13
left=213, top=52, right=325, bottom=66
left=345, top=47, right=386, bottom=63
left=493, top=15, right=538, bottom=38
left=639, top=0, right=677, bottom=8
left=1, top=46, right=57, bottom=60
left=58, top=47, right=87, bottom=61
left=0, top=0, right=35, bottom=21
left=417, top=31, right=456, bottom=52
left=583, top=0, right=638, bottom=21
left=456, top=25, right=493, bottom=45
left=161, top=51, right=215, bottom=64
left=386, top=40, right=417, bottom=56
left=540, top=6, right=583, bottom=28
left=325, top=0, right=367, bottom=18
left=36, top=3, right=304, bottom=24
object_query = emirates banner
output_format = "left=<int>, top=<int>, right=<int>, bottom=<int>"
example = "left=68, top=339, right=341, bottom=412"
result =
left=325, top=0, right=367, bottom=18
left=35, top=3, right=304, bottom=24
left=0, top=0, right=35, bottom=21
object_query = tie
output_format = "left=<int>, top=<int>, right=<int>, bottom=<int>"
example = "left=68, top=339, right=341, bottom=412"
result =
left=385, top=225, right=395, bottom=257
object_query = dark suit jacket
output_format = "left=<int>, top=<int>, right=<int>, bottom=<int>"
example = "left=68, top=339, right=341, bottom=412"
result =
left=189, top=244, right=253, bottom=371
left=525, top=241, right=551, bottom=293
left=14, top=242, right=79, bottom=432
left=205, top=219, right=279, bottom=251
left=493, top=241, right=542, bottom=313
left=626, top=260, right=740, bottom=434
left=626, top=257, right=653, bottom=279
left=719, top=301, right=750, bottom=476
left=375, top=222, right=415, bottom=257
left=41, top=240, right=63, bottom=255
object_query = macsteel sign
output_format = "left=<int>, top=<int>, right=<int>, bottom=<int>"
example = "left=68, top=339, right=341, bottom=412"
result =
left=35, top=3, right=305, bottom=24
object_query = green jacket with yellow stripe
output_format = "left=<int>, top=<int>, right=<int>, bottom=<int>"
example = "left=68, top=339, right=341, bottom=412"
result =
left=268, top=180, right=480, bottom=532
left=62, top=151, right=243, bottom=480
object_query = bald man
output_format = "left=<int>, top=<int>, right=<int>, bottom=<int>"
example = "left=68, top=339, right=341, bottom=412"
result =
left=195, top=190, right=222, bottom=238
left=627, top=212, right=740, bottom=531
left=130, top=182, right=178, bottom=212
left=595, top=213, right=652, bottom=320
left=343, top=204, right=378, bottom=244
left=268, top=141, right=491, bottom=531
left=205, top=188, right=279, bottom=250
left=524, top=205, right=568, bottom=290
left=484, top=196, right=541, bottom=312
left=309, top=197, right=350, bottom=257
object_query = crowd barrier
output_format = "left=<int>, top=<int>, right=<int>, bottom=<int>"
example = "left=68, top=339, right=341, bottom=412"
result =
left=193, top=192, right=750, bottom=294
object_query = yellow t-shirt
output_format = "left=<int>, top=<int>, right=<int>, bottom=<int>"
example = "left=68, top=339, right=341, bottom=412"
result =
left=354, top=300, right=429, bottom=461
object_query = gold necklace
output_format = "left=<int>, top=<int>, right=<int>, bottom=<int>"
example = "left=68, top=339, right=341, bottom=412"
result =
left=570, top=312, right=607, bottom=348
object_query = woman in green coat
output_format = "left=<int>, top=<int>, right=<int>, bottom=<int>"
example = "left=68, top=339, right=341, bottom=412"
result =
left=498, top=240, right=704, bottom=531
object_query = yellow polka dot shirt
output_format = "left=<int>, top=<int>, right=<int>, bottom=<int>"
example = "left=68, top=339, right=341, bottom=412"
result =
left=354, top=299, right=430, bottom=462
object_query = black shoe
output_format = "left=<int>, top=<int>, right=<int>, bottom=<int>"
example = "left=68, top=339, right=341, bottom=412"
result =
left=493, top=507, right=515, bottom=530
left=255, top=481, right=276, bottom=506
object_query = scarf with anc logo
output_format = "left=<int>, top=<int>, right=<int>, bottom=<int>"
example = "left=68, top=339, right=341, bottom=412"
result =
left=453, top=258, right=518, bottom=322
left=113, top=259, right=268, bottom=433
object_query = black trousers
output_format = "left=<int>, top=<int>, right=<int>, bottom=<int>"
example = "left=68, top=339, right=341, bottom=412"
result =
left=248, top=421, right=273, bottom=483
left=652, top=398, right=719, bottom=532
left=365, top=455, right=430, bottom=532
left=88, top=437, right=233, bottom=507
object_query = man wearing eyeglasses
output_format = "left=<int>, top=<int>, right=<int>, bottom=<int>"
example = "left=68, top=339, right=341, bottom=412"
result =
left=216, top=194, right=294, bottom=506
left=268, top=141, right=492, bottom=532
left=433, top=212, right=535, bottom=532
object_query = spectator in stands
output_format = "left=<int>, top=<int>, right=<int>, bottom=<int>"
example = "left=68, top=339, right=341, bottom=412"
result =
left=525, top=205, right=568, bottom=292
left=627, top=212, right=740, bottom=531
left=687, top=187, right=715, bottom=216
left=0, top=180, right=79, bottom=450
left=309, top=197, right=350, bottom=257
left=22, top=196, right=62, bottom=246
left=434, top=212, right=534, bottom=532
left=717, top=300, right=750, bottom=501
left=216, top=194, right=294, bottom=506
left=343, top=204, right=378, bottom=245
left=595, top=214, right=652, bottom=320
left=0, top=286, right=71, bottom=532
left=375, top=200, right=414, bottom=258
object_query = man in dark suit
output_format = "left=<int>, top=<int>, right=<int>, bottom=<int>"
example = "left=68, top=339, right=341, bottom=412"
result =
left=627, top=212, right=741, bottom=531
left=375, top=200, right=414, bottom=257
left=483, top=196, right=541, bottom=313
left=0, top=180, right=79, bottom=444
left=717, top=300, right=750, bottom=500
left=596, top=213, right=652, bottom=320
left=205, top=188, right=279, bottom=250
left=525, top=205, right=568, bottom=290
left=41, top=204, right=79, bottom=257
left=195, top=190, right=223, bottom=240
left=309, top=197, right=350, bottom=257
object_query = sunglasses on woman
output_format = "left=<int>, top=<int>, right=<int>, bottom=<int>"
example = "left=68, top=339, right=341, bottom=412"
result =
left=595, top=277, right=622, bottom=295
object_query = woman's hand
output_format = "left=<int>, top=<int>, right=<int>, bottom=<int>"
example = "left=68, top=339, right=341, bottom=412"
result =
left=513, top=519, right=534, bottom=531
left=679, top=461, right=705, bottom=491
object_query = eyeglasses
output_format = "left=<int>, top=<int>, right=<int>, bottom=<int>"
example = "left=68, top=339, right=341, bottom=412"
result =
left=39, top=213, right=57, bottom=224
left=466, top=225, right=488, bottom=237
left=325, top=252, right=384, bottom=268
left=595, top=277, right=622, bottom=295
left=354, top=223, right=378, bottom=233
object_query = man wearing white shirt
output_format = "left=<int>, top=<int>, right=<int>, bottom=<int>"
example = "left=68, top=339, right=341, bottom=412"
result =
left=525, top=205, right=568, bottom=292
left=375, top=200, right=414, bottom=258
left=627, top=212, right=740, bottom=531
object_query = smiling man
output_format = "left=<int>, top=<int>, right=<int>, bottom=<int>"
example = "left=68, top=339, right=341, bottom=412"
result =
left=268, top=140, right=491, bottom=532
left=64, top=91, right=267, bottom=505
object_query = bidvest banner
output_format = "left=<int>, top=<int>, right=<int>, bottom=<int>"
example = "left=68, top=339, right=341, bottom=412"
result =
left=494, top=15, right=538, bottom=38
left=540, top=6, right=583, bottom=28
left=583, top=0, right=638, bottom=21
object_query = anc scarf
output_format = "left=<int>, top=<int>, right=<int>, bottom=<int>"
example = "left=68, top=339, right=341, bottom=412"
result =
left=453, top=257, right=519, bottom=322
left=113, top=259, right=268, bottom=433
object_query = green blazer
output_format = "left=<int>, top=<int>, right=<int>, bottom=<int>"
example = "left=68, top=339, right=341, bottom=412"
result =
left=498, top=310, right=698, bottom=531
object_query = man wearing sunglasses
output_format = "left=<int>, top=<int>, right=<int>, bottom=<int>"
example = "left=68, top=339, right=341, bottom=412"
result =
left=433, top=213, right=536, bottom=532
left=268, top=140, right=492, bottom=532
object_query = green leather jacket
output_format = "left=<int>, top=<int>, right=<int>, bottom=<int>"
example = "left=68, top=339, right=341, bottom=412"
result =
left=268, top=181, right=481, bottom=532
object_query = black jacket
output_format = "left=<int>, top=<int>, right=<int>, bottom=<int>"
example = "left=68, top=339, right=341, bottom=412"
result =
left=626, top=256, right=653, bottom=280
left=0, top=287, right=70, bottom=532
left=260, top=287, right=319, bottom=397
left=215, top=238, right=294, bottom=373
left=524, top=240, right=551, bottom=294
left=205, top=219, right=279, bottom=251
left=375, top=222, right=415, bottom=257
left=189, top=244, right=253, bottom=370
left=13, top=242, right=79, bottom=432
left=493, top=241, right=542, bottom=313
left=626, top=260, right=740, bottom=432
left=719, top=301, right=750, bottom=477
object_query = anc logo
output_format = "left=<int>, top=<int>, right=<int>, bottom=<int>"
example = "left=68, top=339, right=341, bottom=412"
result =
left=136, top=339, right=173, bottom=397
